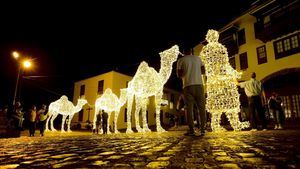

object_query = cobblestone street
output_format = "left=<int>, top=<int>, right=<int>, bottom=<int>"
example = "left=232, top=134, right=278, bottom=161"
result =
left=0, top=129, right=300, bottom=168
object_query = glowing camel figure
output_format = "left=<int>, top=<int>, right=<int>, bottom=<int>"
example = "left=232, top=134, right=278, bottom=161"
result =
left=93, top=88, right=127, bottom=134
left=200, top=29, right=249, bottom=131
left=45, top=95, right=87, bottom=132
left=126, top=45, right=180, bottom=133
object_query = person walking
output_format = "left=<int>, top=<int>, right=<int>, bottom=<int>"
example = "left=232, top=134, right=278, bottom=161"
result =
left=37, top=104, right=48, bottom=136
left=268, top=92, right=284, bottom=130
left=239, top=72, right=267, bottom=131
left=176, top=47, right=206, bottom=136
left=28, top=105, right=37, bottom=137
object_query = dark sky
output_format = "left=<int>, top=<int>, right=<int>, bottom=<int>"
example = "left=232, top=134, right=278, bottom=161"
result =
left=0, top=1, right=256, bottom=107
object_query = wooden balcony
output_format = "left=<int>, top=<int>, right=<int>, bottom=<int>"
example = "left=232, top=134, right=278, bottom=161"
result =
left=254, top=0, right=300, bottom=42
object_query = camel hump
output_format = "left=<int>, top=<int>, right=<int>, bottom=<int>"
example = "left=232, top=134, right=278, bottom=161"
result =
left=136, top=61, right=150, bottom=74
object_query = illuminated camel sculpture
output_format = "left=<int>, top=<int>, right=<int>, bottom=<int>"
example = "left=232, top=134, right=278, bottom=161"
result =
left=45, top=95, right=87, bottom=132
left=93, top=88, right=127, bottom=134
left=200, top=29, right=249, bottom=131
left=126, top=45, right=180, bottom=133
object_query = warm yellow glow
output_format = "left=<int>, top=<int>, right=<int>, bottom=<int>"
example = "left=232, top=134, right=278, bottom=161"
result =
left=12, top=51, right=20, bottom=59
left=125, top=45, right=179, bottom=133
left=23, top=60, right=32, bottom=68
left=94, top=88, right=127, bottom=134
left=45, top=95, right=87, bottom=132
left=200, top=29, right=249, bottom=131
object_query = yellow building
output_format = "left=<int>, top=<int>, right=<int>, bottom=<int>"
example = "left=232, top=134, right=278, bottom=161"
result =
left=194, top=0, right=300, bottom=119
left=72, top=71, right=180, bottom=130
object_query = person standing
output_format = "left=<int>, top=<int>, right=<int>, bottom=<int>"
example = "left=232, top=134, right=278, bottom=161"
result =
left=37, top=104, right=48, bottom=136
left=239, top=72, right=267, bottom=131
left=176, top=47, right=206, bottom=136
left=268, top=93, right=284, bottom=130
left=12, top=102, right=24, bottom=130
left=102, top=110, right=108, bottom=134
left=29, top=105, right=37, bottom=137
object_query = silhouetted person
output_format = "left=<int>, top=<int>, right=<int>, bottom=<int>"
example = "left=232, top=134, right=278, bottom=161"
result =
left=177, top=48, right=206, bottom=136
left=102, top=110, right=108, bottom=134
left=239, top=72, right=267, bottom=131
left=37, top=104, right=48, bottom=136
left=29, top=105, right=37, bottom=137
left=268, top=92, right=284, bottom=130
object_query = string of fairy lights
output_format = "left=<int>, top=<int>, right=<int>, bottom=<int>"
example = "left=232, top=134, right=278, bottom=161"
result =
left=45, top=31, right=251, bottom=134
left=200, top=29, right=249, bottom=131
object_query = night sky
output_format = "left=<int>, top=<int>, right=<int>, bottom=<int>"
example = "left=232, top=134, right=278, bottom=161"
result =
left=0, top=1, right=256, bottom=108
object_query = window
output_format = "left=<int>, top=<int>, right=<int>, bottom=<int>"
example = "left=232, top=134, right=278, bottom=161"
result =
left=238, top=29, right=246, bottom=46
left=80, top=85, right=85, bottom=96
left=292, top=95, right=300, bottom=118
left=276, top=41, right=284, bottom=53
left=256, top=45, right=267, bottom=64
left=283, top=39, right=291, bottom=51
left=229, top=57, right=236, bottom=69
left=124, top=108, right=127, bottom=122
left=291, top=36, right=299, bottom=49
left=98, top=80, right=104, bottom=95
left=78, top=110, right=83, bottom=122
left=239, top=52, right=248, bottom=70
left=274, top=32, right=300, bottom=59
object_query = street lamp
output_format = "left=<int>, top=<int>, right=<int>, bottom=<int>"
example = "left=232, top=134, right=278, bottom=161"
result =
left=12, top=51, right=33, bottom=106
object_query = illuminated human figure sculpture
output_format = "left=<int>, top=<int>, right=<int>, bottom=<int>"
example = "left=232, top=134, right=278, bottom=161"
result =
left=126, top=45, right=180, bottom=133
left=45, top=95, right=87, bottom=132
left=93, top=88, right=127, bottom=134
left=200, top=30, right=249, bottom=131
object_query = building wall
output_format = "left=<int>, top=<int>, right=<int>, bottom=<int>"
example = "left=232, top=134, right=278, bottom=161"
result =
left=232, top=14, right=300, bottom=82
left=72, top=71, right=180, bottom=130
left=194, top=3, right=300, bottom=119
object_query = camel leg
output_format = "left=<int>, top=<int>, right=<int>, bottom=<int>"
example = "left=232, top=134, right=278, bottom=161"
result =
left=155, top=92, right=165, bottom=132
left=50, top=113, right=58, bottom=131
left=126, top=93, right=134, bottom=133
left=142, top=98, right=150, bottom=132
left=67, top=114, right=75, bottom=132
left=114, top=110, right=120, bottom=134
left=61, top=115, right=67, bottom=132
left=45, top=112, right=52, bottom=132
left=211, top=112, right=225, bottom=132
left=134, top=97, right=143, bottom=132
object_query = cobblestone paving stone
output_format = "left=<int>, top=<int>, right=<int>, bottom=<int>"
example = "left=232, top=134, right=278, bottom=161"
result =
left=0, top=129, right=300, bottom=168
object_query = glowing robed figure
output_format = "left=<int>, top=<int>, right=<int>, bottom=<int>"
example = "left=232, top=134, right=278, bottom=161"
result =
left=200, top=30, right=249, bottom=131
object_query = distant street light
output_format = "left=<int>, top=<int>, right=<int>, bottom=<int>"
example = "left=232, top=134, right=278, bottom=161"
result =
left=12, top=51, right=20, bottom=59
left=23, top=60, right=32, bottom=68
left=12, top=51, right=33, bottom=106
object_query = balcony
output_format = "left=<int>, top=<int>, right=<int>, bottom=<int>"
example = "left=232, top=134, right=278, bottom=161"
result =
left=219, top=25, right=239, bottom=56
left=254, top=0, right=300, bottom=42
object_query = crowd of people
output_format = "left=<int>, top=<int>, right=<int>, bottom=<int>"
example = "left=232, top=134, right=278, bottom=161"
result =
left=175, top=47, right=285, bottom=136
left=0, top=102, right=49, bottom=137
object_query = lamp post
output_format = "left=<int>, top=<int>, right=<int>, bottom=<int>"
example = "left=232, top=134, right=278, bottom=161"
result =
left=12, top=51, right=32, bottom=106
